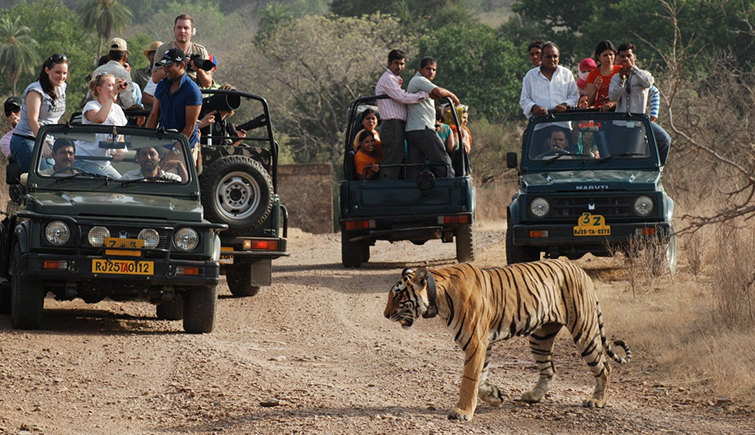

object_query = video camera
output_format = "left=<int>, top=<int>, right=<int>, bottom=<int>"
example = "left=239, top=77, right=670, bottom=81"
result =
left=188, top=54, right=215, bottom=71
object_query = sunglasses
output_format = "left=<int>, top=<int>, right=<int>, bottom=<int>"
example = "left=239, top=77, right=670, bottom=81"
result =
left=48, top=53, right=68, bottom=62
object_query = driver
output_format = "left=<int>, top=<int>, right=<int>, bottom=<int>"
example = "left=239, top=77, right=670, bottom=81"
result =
left=121, top=146, right=187, bottom=182
left=39, top=138, right=76, bottom=176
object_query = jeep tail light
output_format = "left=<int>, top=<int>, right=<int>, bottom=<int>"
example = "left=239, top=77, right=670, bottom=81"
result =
left=529, top=230, right=549, bottom=238
left=176, top=266, right=200, bottom=276
left=43, top=260, right=68, bottom=270
left=636, top=228, right=656, bottom=236
left=440, top=215, right=470, bottom=225
left=243, top=239, right=279, bottom=251
left=345, top=220, right=372, bottom=230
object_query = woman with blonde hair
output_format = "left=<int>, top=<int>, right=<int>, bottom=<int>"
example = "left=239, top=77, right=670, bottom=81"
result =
left=75, top=73, right=128, bottom=178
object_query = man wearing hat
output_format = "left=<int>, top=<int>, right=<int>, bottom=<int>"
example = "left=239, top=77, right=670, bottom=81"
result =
left=152, top=14, right=212, bottom=88
left=133, top=41, right=162, bottom=98
left=145, top=47, right=203, bottom=165
left=1, top=96, right=21, bottom=158
left=91, top=37, right=142, bottom=111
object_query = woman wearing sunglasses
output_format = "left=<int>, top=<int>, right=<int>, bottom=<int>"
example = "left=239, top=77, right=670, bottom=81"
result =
left=11, top=54, right=69, bottom=171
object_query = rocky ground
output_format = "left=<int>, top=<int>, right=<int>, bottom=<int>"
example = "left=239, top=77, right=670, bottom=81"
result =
left=0, top=226, right=752, bottom=434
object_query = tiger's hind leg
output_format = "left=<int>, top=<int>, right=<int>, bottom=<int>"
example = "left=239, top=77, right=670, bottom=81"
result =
left=522, top=323, right=562, bottom=404
left=575, top=328, right=611, bottom=408
left=477, top=343, right=505, bottom=407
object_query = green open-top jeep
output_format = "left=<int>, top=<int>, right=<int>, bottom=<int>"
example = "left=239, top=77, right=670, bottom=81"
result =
left=338, top=96, right=475, bottom=267
left=1, top=124, right=225, bottom=332
left=506, top=111, right=676, bottom=271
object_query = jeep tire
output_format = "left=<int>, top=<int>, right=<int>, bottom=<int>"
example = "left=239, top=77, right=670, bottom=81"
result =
left=341, top=230, right=363, bottom=268
left=156, top=295, right=183, bottom=320
left=455, top=224, right=475, bottom=263
left=505, top=226, right=540, bottom=264
left=200, top=156, right=274, bottom=236
left=11, top=244, right=45, bottom=330
left=182, top=285, right=218, bottom=333
left=226, top=261, right=261, bottom=297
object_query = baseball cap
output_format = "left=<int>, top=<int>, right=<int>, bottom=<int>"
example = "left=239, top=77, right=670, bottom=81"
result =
left=4, top=96, right=21, bottom=116
left=109, top=37, right=130, bottom=55
left=208, top=55, right=218, bottom=67
left=158, top=48, right=186, bottom=67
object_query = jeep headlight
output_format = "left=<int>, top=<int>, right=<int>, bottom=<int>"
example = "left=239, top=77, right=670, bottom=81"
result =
left=633, top=196, right=654, bottom=216
left=529, top=197, right=550, bottom=218
left=45, top=221, right=70, bottom=245
left=174, top=228, right=199, bottom=251
left=88, top=226, right=110, bottom=246
left=138, top=229, right=160, bottom=249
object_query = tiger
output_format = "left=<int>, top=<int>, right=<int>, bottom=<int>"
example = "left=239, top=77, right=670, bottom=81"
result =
left=383, top=259, right=631, bottom=422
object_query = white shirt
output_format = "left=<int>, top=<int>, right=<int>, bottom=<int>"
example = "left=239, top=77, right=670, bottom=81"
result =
left=375, top=69, right=428, bottom=121
left=405, top=73, right=437, bottom=132
left=79, top=100, right=128, bottom=159
left=121, top=168, right=181, bottom=181
left=519, top=65, right=579, bottom=118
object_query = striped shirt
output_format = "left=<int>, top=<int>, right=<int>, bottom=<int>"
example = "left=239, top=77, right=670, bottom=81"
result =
left=375, top=69, right=429, bottom=121
left=648, top=85, right=660, bottom=119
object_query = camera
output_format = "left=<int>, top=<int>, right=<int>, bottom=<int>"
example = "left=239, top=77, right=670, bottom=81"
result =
left=188, top=54, right=215, bottom=71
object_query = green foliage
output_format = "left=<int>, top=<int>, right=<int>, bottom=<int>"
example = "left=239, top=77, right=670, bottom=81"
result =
left=78, top=0, right=133, bottom=62
left=417, top=23, right=527, bottom=121
left=3, top=0, right=95, bottom=114
left=238, top=13, right=414, bottom=164
left=0, top=15, right=40, bottom=94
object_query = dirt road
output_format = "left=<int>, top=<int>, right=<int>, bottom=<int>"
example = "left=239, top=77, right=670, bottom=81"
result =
left=0, top=227, right=752, bottom=434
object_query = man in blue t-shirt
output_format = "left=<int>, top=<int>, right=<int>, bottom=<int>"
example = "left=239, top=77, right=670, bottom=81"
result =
left=146, top=47, right=202, bottom=165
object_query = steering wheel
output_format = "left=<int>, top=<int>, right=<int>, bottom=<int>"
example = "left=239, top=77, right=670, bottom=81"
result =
left=51, top=166, right=81, bottom=176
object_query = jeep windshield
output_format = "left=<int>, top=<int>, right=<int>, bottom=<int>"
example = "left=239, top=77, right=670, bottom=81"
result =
left=31, top=125, right=194, bottom=189
left=523, top=112, right=659, bottom=168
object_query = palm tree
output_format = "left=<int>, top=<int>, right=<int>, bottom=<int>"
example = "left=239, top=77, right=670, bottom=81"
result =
left=79, top=0, right=133, bottom=62
left=0, top=15, right=40, bottom=95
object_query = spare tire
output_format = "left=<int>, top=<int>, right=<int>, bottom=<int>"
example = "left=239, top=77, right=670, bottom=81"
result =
left=200, top=155, right=274, bottom=235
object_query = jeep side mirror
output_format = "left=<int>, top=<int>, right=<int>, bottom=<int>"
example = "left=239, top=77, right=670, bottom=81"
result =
left=6, top=164, right=21, bottom=185
left=506, top=152, right=518, bottom=169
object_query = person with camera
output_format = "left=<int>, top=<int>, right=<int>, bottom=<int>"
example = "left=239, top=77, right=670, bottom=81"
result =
left=145, top=48, right=203, bottom=167
left=76, top=73, right=128, bottom=178
left=90, top=38, right=142, bottom=112
left=152, top=14, right=212, bottom=88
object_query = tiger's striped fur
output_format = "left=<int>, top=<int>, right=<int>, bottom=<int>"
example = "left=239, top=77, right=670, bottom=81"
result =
left=383, top=259, right=631, bottom=422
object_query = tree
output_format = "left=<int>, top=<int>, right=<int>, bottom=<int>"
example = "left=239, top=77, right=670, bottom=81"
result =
left=418, top=23, right=527, bottom=121
left=78, top=0, right=133, bottom=63
left=256, top=3, right=295, bottom=43
left=235, top=14, right=415, bottom=164
left=0, top=15, right=39, bottom=95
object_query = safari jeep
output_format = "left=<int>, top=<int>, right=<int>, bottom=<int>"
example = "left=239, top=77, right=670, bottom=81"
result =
left=1, top=124, right=226, bottom=332
left=198, top=89, right=288, bottom=297
left=505, top=111, right=677, bottom=272
left=338, top=96, right=475, bottom=268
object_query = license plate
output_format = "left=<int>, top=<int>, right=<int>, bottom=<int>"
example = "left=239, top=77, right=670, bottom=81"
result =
left=104, top=237, right=144, bottom=249
left=92, top=259, right=154, bottom=275
left=573, top=213, right=611, bottom=236
left=220, top=247, right=234, bottom=265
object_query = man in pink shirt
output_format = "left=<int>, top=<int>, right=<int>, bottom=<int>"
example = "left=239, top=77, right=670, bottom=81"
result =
left=375, top=49, right=429, bottom=180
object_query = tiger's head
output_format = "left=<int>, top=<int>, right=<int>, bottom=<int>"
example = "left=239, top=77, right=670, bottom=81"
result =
left=384, top=267, right=433, bottom=329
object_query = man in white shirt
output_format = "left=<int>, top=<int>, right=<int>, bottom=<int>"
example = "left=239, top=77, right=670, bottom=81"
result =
left=519, top=41, right=579, bottom=151
left=121, top=146, right=187, bottom=182
left=405, top=56, right=460, bottom=179
left=375, top=49, right=429, bottom=180
left=607, top=42, right=655, bottom=155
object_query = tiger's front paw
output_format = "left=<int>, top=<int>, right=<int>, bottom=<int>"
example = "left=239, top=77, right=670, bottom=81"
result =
left=521, top=388, right=546, bottom=403
left=447, top=407, right=474, bottom=422
left=582, top=397, right=606, bottom=408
